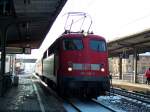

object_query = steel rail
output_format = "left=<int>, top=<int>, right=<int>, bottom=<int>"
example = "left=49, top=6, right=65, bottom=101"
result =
left=92, top=99, right=117, bottom=112
left=111, top=88, right=150, bottom=104
left=63, top=98, right=82, bottom=112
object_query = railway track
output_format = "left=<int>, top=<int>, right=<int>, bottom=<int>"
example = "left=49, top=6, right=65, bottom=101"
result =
left=33, top=74, right=150, bottom=112
left=64, top=87, right=150, bottom=112
left=33, top=74, right=117, bottom=112
left=37, top=79, right=117, bottom=111
left=91, top=99, right=116, bottom=112
left=110, top=88, right=150, bottom=104
left=63, top=98, right=117, bottom=112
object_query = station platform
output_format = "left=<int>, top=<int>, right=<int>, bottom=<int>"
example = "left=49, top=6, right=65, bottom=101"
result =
left=112, top=79, right=150, bottom=93
left=0, top=73, right=66, bottom=112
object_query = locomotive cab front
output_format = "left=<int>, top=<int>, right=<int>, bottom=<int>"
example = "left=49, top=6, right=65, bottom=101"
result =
left=57, top=33, right=110, bottom=98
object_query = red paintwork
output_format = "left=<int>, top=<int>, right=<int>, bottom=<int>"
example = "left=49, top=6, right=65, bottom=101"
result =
left=59, top=33, right=109, bottom=77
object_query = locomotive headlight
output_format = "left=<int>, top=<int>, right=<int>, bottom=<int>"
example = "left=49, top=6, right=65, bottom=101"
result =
left=100, top=68, right=105, bottom=72
left=68, top=67, right=73, bottom=71
left=83, top=32, right=88, bottom=37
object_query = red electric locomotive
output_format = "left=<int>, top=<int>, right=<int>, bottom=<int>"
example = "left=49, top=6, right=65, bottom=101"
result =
left=35, top=12, right=110, bottom=98
left=35, top=31, right=110, bottom=98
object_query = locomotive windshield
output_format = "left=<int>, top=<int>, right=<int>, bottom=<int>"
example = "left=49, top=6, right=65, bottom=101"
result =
left=63, top=38, right=83, bottom=50
left=90, top=40, right=106, bottom=52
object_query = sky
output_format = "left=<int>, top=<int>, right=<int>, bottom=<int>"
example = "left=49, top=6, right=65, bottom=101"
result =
left=21, top=0, right=150, bottom=59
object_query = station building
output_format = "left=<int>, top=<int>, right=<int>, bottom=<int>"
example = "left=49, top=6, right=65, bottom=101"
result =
left=109, top=54, right=150, bottom=83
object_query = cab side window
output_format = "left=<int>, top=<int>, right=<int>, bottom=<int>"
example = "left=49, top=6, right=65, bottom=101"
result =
left=63, top=39, right=83, bottom=50
left=90, top=40, right=106, bottom=52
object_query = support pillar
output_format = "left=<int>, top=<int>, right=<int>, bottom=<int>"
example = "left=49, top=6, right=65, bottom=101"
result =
left=133, top=48, right=138, bottom=83
left=0, top=0, right=16, bottom=96
left=119, top=56, right=122, bottom=80
left=0, top=27, right=6, bottom=96
left=0, top=28, right=6, bottom=76
left=0, top=17, right=15, bottom=96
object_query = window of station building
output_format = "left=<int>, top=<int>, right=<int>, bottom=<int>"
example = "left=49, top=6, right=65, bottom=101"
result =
left=89, top=40, right=106, bottom=52
left=63, top=38, right=83, bottom=50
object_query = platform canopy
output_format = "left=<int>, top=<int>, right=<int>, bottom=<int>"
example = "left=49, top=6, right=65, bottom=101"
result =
left=0, top=0, right=67, bottom=52
left=108, top=29, right=150, bottom=57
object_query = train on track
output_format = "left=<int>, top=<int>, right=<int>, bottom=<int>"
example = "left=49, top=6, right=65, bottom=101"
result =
left=35, top=12, right=110, bottom=98
left=35, top=31, right=110, bottom=98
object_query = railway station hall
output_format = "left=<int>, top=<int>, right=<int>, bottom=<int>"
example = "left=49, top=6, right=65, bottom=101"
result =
left=0, top=0, right=150, bottom=112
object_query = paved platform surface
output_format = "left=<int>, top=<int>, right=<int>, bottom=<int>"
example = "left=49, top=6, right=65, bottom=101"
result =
left=0, top=74, right=66, bottom=112
left=112, top=79, right=150, bottom=93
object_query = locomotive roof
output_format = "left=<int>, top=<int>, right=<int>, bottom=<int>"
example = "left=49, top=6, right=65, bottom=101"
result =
left=62, top=32, right=106, bottom=40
